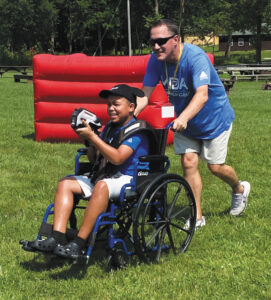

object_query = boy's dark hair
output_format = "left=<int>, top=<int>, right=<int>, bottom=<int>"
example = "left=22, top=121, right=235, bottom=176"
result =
left=150, top=19, right=179, bottom=36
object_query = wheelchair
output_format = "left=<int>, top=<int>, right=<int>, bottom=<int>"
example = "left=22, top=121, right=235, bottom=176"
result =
left=20, top=124, right=197, bottom=269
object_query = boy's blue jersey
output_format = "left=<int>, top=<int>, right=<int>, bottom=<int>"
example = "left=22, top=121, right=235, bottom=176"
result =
left=143, top=43, right=235, bottom=139
left=100, top=118, right=149, bottom=176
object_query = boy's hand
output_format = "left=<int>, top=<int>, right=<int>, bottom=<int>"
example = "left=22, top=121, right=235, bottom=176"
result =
left=75, top=120, right=95, bottom=141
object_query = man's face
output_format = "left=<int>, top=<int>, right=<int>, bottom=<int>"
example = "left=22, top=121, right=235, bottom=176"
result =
left=150, top=25, right=179, bottom=61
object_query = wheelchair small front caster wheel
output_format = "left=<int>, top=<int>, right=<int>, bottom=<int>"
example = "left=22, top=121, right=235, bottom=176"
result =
left=106, top=248, right=128, bottom=271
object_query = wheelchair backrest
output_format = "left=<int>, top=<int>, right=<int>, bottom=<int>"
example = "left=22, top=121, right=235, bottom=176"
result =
left=151, top=127, right=169, bottom=156
left=133, top=127, right=170, bottom=193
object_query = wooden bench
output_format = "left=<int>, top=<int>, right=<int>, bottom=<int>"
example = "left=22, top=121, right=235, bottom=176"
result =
left=14, top=74, right=33, bottom=82
left=231, top=74, right=271, bottom=81
left=226, top=66, right=271, bottom=81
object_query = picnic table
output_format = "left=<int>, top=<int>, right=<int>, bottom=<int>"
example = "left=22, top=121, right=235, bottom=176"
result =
left=0, top=65, right=32, bottom=78
left=226, top=66, right=271, bottom=81
left=0, top=66, right=33, bottom=82
left=13, top=74, right=33, bottom=82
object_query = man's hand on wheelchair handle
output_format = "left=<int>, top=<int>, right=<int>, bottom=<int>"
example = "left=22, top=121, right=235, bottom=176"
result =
left=172, top=116, right=188, bottom=132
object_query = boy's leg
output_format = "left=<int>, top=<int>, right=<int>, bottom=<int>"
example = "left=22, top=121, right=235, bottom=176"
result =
left=77, top=180, right=109, bottom=240
left=53, top=177, right=83, bottom=233
left=76, top=174, right=132, bottom=240
left=32, top=177, right=83, bottom=251
left=53, top=182, right=109, bottom=257
left=54, top=174, right=132, bottom=258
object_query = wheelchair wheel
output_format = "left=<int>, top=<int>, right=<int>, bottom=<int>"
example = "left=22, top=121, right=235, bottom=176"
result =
left=133, top=173, right=196, bottom=262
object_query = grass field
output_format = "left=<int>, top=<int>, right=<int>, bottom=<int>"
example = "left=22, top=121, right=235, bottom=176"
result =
left=0, top=72, right=271, bottom=299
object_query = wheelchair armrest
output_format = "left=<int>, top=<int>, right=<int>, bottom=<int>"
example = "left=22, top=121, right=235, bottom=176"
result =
left=133, top=155, right=170, bottom=194
left=75, top=148, right=89, bottom=174
left=77, top=148, right=88, bottom=154
left=139, top=155, right=169, bottom=163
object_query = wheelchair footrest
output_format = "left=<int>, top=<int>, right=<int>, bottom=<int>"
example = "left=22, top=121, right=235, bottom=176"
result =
left=38, top=222, right=79, bottom=241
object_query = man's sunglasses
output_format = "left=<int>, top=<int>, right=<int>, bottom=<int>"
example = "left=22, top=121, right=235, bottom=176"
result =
left=149, top=35, right=176, bottom=47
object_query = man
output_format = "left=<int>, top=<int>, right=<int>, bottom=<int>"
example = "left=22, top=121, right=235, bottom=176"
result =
left=135, top=19, right=250, bottom=229
left=32, top=84, right=149, bottom=257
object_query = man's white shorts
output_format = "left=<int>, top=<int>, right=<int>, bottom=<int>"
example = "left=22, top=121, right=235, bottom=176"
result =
left=174, top=124, right=233, bottom=164
left=74, top=172, right=133, bottom=199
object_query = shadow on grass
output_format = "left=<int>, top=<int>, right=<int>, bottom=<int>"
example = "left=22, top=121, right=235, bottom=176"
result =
left=19, top=240, right=138, bottom=280
left=20, top=254, right=72, bottom=272
left=204, top=208, right=230, bottom=217
left=50, top=263, right=89, bottom=280
left=22, top=133, right=35, bottom=140
left=19, top=250, right=106, bottom=280
left=50, top=245, right=140, bottom=280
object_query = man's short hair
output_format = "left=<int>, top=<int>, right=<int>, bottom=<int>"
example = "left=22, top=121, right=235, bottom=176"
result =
left=150, top=19, right=179, bottom=36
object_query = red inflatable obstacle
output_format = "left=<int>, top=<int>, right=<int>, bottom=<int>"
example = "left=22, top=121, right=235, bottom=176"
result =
left=33, top=52, right=214, bottom=144
left=33, top=54, right=174, bottom=143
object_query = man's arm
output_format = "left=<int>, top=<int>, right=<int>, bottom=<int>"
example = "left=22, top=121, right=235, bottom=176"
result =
left=134, top=86, right=155, bottom=117
left=173, top=85, right=208, bottom=132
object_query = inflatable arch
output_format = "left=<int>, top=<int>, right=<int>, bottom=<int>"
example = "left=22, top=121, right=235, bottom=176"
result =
left=33, top=53, right=214, bottom=144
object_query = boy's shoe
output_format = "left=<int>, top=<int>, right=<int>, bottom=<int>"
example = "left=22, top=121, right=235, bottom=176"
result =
left=32, top=237, right=59, bottom=252
left=184, top=216, right=206, bottom=231
left=54, top=241, right=83, bottom=259
left=230, top=181, right=250, bottom=216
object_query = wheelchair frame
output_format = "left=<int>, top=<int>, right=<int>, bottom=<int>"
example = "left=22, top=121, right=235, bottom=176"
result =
left=20, top=125, right=197, bottom=269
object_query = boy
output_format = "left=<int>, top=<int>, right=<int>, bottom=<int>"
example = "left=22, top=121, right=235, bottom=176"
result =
left=32, top=84, right=149, bottom=258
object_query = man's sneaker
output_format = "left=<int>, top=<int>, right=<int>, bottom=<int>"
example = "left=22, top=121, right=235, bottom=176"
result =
left=230, top=181, right=251, bottom=216
left=184, top=216, right=206, bottom=231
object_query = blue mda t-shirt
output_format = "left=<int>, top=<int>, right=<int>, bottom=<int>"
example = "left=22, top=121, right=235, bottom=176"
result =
left=101, top=118, right=149, bottom=176
left=143, top=43, right=235, bottom=139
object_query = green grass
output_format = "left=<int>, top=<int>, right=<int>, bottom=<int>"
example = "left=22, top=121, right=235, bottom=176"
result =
left=199, top=46, right=271, bottom=66
left=0, top=72, right=271, bottom=299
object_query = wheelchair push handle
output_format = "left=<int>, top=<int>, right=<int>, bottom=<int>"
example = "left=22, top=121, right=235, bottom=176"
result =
left=166, top=122, right=173, bottom=129
left=166, top=122, right=176, bottom=132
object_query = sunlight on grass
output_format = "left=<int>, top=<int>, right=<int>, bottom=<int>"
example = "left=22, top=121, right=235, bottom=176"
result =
left=0, top=72, right=271, bottom=299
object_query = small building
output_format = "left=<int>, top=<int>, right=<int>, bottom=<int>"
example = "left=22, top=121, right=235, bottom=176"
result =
left=219, top=29, right=271, bottom=51
left=184, top=34, right=219, bottom=46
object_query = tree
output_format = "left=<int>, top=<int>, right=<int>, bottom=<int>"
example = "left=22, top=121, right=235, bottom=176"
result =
left=239, top=0, right=271, bottom=63
left=0, top=0, right=57, bottom=53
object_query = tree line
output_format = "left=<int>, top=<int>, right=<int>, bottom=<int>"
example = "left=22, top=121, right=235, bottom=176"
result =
left=0, top=0, right=270, bottom=63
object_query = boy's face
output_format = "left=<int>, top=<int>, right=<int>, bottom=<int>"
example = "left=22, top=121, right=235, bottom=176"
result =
left=106, top=95, right=135, bottom=125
